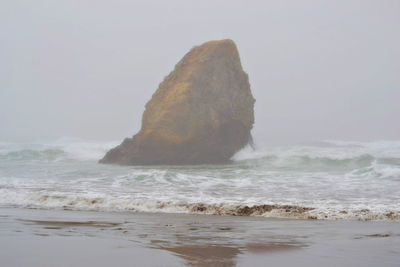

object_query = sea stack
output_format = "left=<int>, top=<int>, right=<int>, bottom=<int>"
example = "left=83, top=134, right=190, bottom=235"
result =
left=100, top=39, right=255, bottom=165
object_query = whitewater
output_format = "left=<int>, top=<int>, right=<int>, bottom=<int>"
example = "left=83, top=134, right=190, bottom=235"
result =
left=0, top=137, right=399, bottom=221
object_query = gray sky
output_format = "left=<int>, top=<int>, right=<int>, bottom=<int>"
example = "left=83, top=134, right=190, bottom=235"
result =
left=1, top=0, right=399, bottom=145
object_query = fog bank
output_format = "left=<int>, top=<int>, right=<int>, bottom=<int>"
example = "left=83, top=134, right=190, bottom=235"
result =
left=1, top=0, right=399, bottom=144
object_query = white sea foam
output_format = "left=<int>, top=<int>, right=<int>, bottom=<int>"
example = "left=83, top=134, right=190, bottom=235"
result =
left=233, top=140, right=400, bottom=160
left=0, top=138, right=399, bottom=221
left=0, top=188, right=398, bottom=221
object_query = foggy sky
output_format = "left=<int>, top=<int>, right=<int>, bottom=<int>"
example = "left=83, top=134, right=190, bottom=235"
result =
left=1, top=0, right=399, bottom=145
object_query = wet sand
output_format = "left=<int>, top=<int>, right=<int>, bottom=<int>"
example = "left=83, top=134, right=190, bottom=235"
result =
left=1, top=207, right=399, bottom=267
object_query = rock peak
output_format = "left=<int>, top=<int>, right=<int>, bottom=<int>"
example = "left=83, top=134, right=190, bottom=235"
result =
left=197, top=38, right=236, bottom=48
left=100, top=39, right=255, bottom=165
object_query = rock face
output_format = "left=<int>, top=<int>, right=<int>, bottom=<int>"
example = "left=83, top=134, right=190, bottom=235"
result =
left=100, top=39, right=255, bottom=165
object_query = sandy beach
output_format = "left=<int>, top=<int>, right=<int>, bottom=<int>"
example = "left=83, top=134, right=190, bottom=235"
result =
left=1, top=207, right=399, bottom=267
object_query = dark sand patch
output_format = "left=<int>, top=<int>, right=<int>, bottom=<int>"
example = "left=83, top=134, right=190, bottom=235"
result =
left=217, top=227, right=232, bottom=231
left=366, top=233, right=391, bottom=238
left=33, top=233, right=49, bottom=237
left=354, top=233, right=391, bottom=239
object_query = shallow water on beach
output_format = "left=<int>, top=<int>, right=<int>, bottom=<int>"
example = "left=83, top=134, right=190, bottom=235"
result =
left=0, top=137, right=399, bottom=220
left=1, top=208, right=400, bottom=267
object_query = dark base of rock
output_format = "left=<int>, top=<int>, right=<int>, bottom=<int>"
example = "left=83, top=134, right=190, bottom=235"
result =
left=99, top=145, right=233, bottom=165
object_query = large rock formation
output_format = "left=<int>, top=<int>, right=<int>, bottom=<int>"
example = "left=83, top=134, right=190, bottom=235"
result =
left=100, top=39, right=255, bottom=165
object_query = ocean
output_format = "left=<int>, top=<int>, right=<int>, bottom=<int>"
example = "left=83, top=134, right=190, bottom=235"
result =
left=1, top=137, right=399, bottom=221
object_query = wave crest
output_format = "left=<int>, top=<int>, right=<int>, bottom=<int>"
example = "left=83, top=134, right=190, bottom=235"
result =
left=235, top=153, right=376, bottom=171
left=1, top=149, right=66, bottom=161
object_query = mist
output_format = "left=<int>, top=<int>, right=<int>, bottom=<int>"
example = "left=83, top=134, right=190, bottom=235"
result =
left=1, top=0, right=399, bottom=145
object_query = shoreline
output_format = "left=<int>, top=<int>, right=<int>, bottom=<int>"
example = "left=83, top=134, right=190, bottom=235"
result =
left=2, top=202, right=399, bottom=222
left=1, top=207, right=399, bottom=266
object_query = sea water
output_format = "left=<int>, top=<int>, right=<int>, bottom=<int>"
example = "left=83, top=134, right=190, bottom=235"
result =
left=0, top=137, right=399, bottom=220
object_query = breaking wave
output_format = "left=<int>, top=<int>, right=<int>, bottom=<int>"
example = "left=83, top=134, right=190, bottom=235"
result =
left=233, top=140, right=400, bottom=176
left=0, top=138, right=399, bottom=221
left=234, top=140, right=400, bottom=161
left=0, top=137, right=118, bottom=161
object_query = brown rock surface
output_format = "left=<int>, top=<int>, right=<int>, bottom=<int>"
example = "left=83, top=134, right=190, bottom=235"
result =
left=100, top=39, right=255, bottom=165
